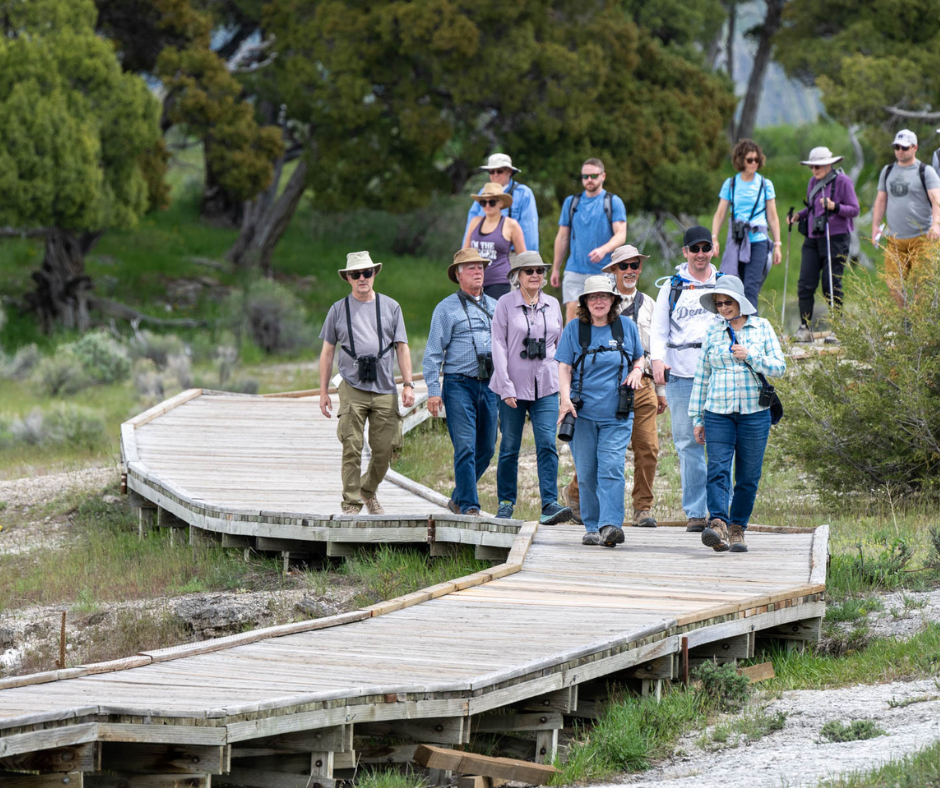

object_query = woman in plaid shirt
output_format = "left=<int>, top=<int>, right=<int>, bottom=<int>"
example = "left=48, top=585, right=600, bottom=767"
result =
left=688, top=275, right=785, bottom=553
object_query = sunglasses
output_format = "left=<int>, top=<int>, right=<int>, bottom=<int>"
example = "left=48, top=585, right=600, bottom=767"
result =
left=616, top=261, right=642, bottom=271
left=521, top=267, right=546, bottom=275
left=581, top=173, right=604, bottom=180
left=347, top=269, right=375, bottom=280
left=810, top=164, right=826, bottom=170
left=745, top=157, right=760, bottom=164
left=479, top=198, right=500, bottom=207
left=893, top=144, right=911, bottom=151
left=491, top=168, right=509, bottom=175
left=688, top=243, right=713, bottom=254
left=713, top=299, right=736, bottom=308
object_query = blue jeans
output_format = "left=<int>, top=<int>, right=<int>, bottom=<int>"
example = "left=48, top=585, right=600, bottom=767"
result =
left=442, top=374, right=498, bottom=512
left=570, top=415, right=633, bottom=532
left=741, top=239, right=770, bottom=314
left=665, top=376, right=707, bottom=520
left=497, top=394, right=560, bottom=508
left=703, top=409, right=772, bottom=529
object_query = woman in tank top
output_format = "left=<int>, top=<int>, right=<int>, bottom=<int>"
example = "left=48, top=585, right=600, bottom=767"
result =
left=463, top=182, right=526, bottom=299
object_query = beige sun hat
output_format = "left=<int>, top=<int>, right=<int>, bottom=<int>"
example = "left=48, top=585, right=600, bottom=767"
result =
left=472, top=182, right=513, bottom=209
left=338, top=250, right=382, bottom=281
left=507, top=251, right=547, bottom=278
left=479, top=153, right=520, bottom=173
left=800, top=146, right=844, bottom=167
left=578, top=275, right=622, bottom=310
left=448, top=248, right=490, bottom=284
left=603, top=244, right=650, bottom=273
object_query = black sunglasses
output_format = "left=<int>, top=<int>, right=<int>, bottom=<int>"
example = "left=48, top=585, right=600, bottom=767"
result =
left=347, top=269, right=375, bottom=280
left=479, top=198, right=500, bottom=207
left=521, top=267, right=546, bottom=275
left=893, top=144, right=912, bottom=151
left=688, top=243, right=713, bottom=254
left=713, top=299, right=736, bottom=308
left=616, top=261, right=642, bottom=271
left=581, top=173, right=604, bottom=180
left=745, top=157, right=760, bottom=164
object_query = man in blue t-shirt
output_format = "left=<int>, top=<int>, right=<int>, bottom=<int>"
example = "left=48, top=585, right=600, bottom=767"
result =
left=551, top=157, right=627, bottom=322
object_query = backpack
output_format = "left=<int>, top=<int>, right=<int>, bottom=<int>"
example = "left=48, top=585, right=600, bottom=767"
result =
left=568, top=191, right=617, bottom=241
left=571, top=317, right=631, bottom=401
left=622, top=291, right=645, bottom=324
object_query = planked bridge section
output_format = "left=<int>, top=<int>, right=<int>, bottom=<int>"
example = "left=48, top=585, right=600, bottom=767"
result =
left=0, top=384, right=829, bottom=788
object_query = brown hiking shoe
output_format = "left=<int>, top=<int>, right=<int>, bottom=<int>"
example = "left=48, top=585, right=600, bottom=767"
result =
left=564, top=481, right=582, bottom=525
left=729, top=524, right=748, bottom=552
left=341, top=502, right=362, bottom=515
left=633, top=509, right=657, bottom=528
left=701, top=519, right=730, bottom=552
left=363, top=496, right=385, bottom=515
left=686, top=517, right=707, bottom=533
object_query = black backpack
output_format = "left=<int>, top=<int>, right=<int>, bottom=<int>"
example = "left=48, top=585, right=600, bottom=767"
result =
left=568, top=191, right=617, bottom=241
left=884, top=161, right=929, bottom=201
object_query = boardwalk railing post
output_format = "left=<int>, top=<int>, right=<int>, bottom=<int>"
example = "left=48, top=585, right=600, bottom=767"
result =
left=681, top=637, right=689, bottom=685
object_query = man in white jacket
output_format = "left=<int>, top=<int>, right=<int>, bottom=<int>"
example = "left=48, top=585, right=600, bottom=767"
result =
left=650, top=226, right=722, bottom=532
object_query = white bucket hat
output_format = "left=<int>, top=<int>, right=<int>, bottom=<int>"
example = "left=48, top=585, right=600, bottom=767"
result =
left=578, top=275, right=622, bottom=310
left=698, top=275, right=756, bottom=316
left=480, top=153, right=521, bottom=173
left=800, top=146, right=844, bottom=167
left=338, top=251, right=382, bottom=281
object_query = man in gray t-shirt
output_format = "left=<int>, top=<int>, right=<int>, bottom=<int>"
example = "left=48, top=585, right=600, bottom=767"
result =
left=318, top=252, right=414, bottom=515
left=872, top=129, right=940, bottom=303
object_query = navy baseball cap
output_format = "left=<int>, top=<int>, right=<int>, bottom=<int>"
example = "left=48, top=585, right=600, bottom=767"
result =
left=683, top=226, right=712, bottom=248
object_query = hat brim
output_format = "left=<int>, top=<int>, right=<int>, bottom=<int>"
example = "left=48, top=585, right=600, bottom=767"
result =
left=480, top=165, right=521, bottom=173
left=800, top=156, right=844, bottom=166
left=338, top=262, right=382, bottom=281
left=472, top=194, right=513, bottom=209
left=699, top=288, right=756, bottom=316
left=602, top=254, right=649, bottom=272
left=448, top=257, right=490, bottom=284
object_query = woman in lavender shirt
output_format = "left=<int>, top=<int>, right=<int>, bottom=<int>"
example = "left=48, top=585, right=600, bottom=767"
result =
left=489, top=251, right=572, bottom=525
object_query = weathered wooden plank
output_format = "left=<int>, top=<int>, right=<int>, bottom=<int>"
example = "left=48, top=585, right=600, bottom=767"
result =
left=100, top=743, right=229, bottom=775
left=0, top=771, right=83, bottom=787
left=810, top=524, right=830, bottom=586
left=414, top=744, right=556, bottom=784
left=0, top=742, right=98, bottom=773
left=0, top=725, right=98, bottom=759
left=86, top=774, right=207, bottom=788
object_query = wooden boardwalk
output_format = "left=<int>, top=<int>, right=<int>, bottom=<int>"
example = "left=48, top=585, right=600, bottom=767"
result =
left=0, top=385, right=828, bottom=787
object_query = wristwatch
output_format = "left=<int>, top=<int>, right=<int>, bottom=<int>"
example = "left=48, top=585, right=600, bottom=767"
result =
left=402, top=381, right=415, bottom=388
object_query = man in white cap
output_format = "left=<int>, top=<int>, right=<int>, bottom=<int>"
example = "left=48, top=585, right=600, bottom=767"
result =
left=319, top=252, right=415, bottom=515
left=787, top=147, right=859, bottom=343
left=871, top=129, right=940, bottom=304
left=464, top=153, right=539, bottom=252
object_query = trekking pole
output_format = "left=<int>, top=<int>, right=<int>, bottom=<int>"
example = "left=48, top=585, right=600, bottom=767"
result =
left=823, top=201, right=835, bottom=312
left=783, top=207, right=794, bottom=326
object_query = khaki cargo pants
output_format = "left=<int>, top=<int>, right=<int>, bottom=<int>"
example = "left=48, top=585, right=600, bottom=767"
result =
left=336, top=380, right=402, bottom=506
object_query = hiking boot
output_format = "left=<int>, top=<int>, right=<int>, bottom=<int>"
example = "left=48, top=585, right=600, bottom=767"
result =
left=701, top=519, right=731, bottom=552
left=582, top=531, right=601, bottom=546
left=496, top=501, right=514, bottom=519
left=633, top=509, right=657, bottom=528
left=729, top=524, right=748, bottom=553
left=363, top=496, right=385, bottom=515
left=823, top=333, right=840, bottom=345
left=599, top=524, right=625, bottom=548
left=341, top=502, right=362, bottom=515
left=793, top=325, right=814, bottom=343
left=446, top=498, right=460, bottom=514
left=564, top=481, right=582, bottom=525
left=540, top=501, right=573, bottom=525
left=464, top=507, right=481, bottom=516
left=686, top=517, right=707, bottom=533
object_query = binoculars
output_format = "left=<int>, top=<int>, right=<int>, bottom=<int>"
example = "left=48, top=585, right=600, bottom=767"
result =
left=357, top=354, right=378, bottom=383
left=520, top=336, right=546, bottom=360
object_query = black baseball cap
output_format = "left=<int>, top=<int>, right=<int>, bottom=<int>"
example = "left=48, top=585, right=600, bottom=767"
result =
left=683, top=226, right=712, bottom=248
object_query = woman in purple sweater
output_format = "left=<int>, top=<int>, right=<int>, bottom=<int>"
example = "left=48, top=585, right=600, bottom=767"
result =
left=787, top=146, right=860, bottom=344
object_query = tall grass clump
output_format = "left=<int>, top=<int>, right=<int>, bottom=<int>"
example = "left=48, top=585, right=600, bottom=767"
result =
left=822, top=741, right=940, bottom=787
left=776, top=249, right=940, bottom=503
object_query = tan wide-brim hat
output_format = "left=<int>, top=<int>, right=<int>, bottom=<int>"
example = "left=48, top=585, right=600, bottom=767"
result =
left=603, top=244, right=650, bottom=273
left=577, top=275, right=622, bottom=310
left=472, top=182, right=513, bottom=210
left=480, top=153, right=521, bottom=173
left=800, top=146, right=844, bottom=167
left=507, top=251, right=548, bottom=279
left=448, top=248, right=490, bottom=284
left=338, top=250, right=382, bottom=281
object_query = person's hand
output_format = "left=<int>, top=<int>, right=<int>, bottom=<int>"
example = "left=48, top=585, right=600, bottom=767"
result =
left=712, top=241, right=720, bottom=258
left=550, top=267, right=561, bottom=288
left=694, top=425, right=705, bottom=445
left=428, top=396, right=443, bottom=417
left=626, top=368, right=644, bottom=390
left=929, top=223, right=940, bottom=241
left=557, top=398, right=577, bottom=425
left=731, top=343, right=749, bottom=361
left=657, top=396, right=668, bottom=415
left=503, top=397, right=517, bottom=408
left=319, top=394, right=332, bottom=418
left=772, top=245, right=782, bottom=265
left=651, top=359, right=667, bottom=386
left=587, top=247, right=605, bottom=264
left=787, top=213, right=796, bottom=226
left=402, top=386, right=415, bottom=409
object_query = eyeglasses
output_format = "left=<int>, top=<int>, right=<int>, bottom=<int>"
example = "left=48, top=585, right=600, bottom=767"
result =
left=581, top=173, right=604, bottom=180
left=713, top=299, right=736, bottom=308
left=347, top=269, right=375, bottom=280
left=810, top=164, right=826, bottom=170
left=479, top=199, right=500, bottom=207
left=586, top=292, right=612, bottom=301
left=491, top=168, right=509, bottom=175
left=745, top=157, right=760, bottom=164
left=688, top=243, right=713, bottom=254
left=616, top=261, right=642, bottom=271
left=521, top=267, right=546, bottom=275
left=893, top=144, right=911, bottom=151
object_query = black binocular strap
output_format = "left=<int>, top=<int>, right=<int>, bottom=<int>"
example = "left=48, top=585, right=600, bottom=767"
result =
left=342, top=294, right=391, bottom=359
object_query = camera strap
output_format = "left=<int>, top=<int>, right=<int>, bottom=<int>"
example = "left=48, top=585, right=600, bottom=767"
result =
left=521, top=300, right=548, bottom=356
left=458, top=291, right=492, bottom=360
left=730, top=174, right=766, bottom=227
left=341, top=294, right=391, bottom=359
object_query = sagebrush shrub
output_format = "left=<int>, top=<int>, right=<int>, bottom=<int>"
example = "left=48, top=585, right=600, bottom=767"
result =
left=69, top=331, right=131, bottom=384
left=131, top=330, right=186, bottom=367
left=225, top=279, right=313, bottom=354
left=2, top=405, right=106, bottom=450
left=32, top=353, right=90, bottom=396
left=693, top=660, right=751, bottom=711
left=1, top=344, right=40, bottom=380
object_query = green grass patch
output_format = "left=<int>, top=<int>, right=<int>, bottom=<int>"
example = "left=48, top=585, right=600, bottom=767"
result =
left=825, top=596, right=884, bottom=624
left=821, top=741, right=940, bottom=787
left=819, top=719, right=885, bottom=743
left=700, top=708, right=787, bottom=749
left=354, top=769, right=426, bottom=788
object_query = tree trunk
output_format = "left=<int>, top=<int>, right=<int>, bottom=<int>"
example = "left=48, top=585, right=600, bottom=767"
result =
left=226, top=159, right=309, bottom=276
left=725, top=0, right=736, bottom=82
left=735, top=0, right=785, bottom=142
left=200, top=139, right=244, bottom=228
left=27, top=229, right=101, bottom=333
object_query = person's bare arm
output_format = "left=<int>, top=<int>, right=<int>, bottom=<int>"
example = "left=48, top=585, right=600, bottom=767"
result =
left=767, top=198, right=782, bottom=264
left=508, top=218, right=526, bottom=252
left=318, top=342, right=336, bottom=418
left=396, top=343, right=414, bottom=408
left=588, top=220, right=627, bottom=263
left=551, top=226, right=570, bottom=288
left=711, top=198, right=730, bottom=257
left=463, top=216, right=482, bottom=249
left=871, top=191, right=888, bottom=244
left=928, top=188, right=940, bottom=240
